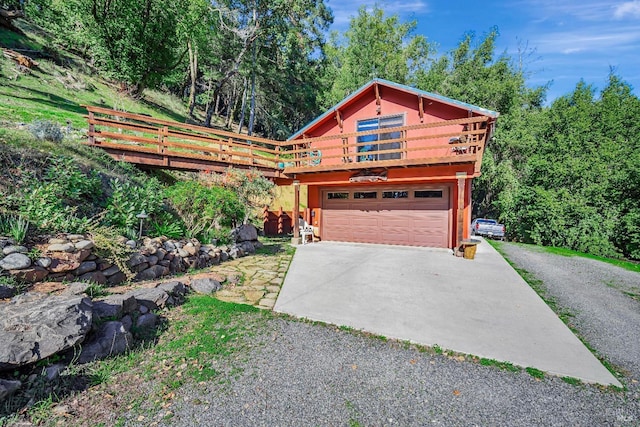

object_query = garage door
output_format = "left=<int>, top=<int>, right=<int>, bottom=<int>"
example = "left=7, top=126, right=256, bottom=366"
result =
left=321, top=186, right=451, bottom=247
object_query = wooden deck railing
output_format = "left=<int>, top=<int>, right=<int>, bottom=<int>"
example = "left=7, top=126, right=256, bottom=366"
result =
left=84, top=106, right=492, bottom=177
left=280, top=116, right=491, bottom=174
left=84, top=106, right=282, bottom=176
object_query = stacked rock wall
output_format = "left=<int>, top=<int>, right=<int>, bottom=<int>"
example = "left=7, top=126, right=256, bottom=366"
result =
left=0, top=224, right=263, bottom=298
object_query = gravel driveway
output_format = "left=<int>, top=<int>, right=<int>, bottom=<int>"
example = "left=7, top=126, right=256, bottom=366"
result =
left=163, top=243, right=640, bottom=426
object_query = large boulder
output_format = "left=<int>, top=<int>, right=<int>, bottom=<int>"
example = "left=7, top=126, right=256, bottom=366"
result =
left=0, top=293, right=93, bottom=370
left=190, top=278, right=222, bottom=294
left=77, top=321, right=132, bottom=364
left=232, top=223, right=258, bottom=243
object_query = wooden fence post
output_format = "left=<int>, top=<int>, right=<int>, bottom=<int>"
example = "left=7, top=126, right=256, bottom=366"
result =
left=88, top=110, right=96, bottom=145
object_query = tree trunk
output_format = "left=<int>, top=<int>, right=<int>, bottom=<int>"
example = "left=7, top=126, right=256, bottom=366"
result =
left=226, top=80, right=237, bottom=128
left=187, top=40, right=198, bottom=118
left=247, top=43, right=258, bottom=136
left=237, top=79, right=248, bottom=134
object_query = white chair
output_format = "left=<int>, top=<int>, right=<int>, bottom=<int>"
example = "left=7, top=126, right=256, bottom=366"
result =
left=299, top=219, right=314, bottom=244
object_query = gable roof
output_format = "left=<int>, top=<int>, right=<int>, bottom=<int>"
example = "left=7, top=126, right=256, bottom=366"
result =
left=288, top=78, right=500, bottom=141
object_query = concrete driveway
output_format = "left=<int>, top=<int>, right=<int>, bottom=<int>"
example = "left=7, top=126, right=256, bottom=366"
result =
left=274, top=240, right=621, bottom=387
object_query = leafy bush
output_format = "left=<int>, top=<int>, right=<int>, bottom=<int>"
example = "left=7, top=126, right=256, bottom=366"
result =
left=150, top=212, right=184, bottom=239
left=164, top=180, right=244, bottom=238
left=104, top=178, right=164, bottom=232
left=217, top=168, right=276, bottom=223
left=18, top=183, right=89, bottom=233
left=45, top=157, right=102, bottom=205
left=28, top=120, right=64, bottom=143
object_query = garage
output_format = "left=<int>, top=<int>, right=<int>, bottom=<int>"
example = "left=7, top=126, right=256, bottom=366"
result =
left=321, top=185, right=451, bottom=247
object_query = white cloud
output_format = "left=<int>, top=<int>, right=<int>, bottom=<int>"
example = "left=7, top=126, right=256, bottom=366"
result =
left=532, top=26, right=640, bottom=54
left=614, top=1, right=640, bottom=19
left=327, top=0, right=429, bottom=29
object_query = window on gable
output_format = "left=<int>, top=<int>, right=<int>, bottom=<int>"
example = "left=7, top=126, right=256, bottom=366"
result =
left=356, top=114, right=404, bottom=162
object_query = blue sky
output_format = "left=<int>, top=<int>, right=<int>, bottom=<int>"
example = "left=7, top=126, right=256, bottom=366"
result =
left=325, top=0, right=640, bottom=103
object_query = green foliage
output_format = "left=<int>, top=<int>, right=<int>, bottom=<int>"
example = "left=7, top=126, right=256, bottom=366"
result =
left=150, top=213, right=184, bottom=239
left=28, top=120, right=64, bottom=143
left=0, top=214, right=29, bottom=243
left=9, top=155, right=102, bottom=233
left=322, top=5, right=432, bottom=107
left=88, top=224, right=135, bottom=280
left=525, top=367, right=545, bottom=379
left=164, top=179, right=244, bottom=238
left=218, top=168, right=275, bottom=223
left=104, top=178, right=164, bottom=232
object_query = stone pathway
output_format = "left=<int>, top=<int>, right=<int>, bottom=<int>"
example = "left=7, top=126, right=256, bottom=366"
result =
left=209, top=244, right=293, bottom=310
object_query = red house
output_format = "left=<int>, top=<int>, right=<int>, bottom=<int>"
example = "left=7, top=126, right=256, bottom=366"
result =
left=277, top=78, right=499, bottom=250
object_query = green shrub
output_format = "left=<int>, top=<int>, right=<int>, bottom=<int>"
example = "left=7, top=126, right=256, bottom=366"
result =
left=150, top=212, right=184, bottom=239
left=218, top=168, right=275, bottom=223
left=45, top=156, right=102, bottom=204
left=28, top=120, right=64, bottom=143
left=165, top=180, right=244, bottom=238
left=18, top=183, right=89, bottom=233
left=104, top=178, right=164, bottom=232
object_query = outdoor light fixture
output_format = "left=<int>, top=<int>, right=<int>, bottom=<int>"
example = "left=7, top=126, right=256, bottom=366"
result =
left=136, top=210, right=148, bottom=239
left=293, top=179, right=300, bottom=186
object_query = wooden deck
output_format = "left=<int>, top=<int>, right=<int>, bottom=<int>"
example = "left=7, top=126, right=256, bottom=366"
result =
left=84, top=107, right=492, bottom=178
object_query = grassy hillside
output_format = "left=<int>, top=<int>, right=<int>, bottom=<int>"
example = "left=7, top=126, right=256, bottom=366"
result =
left=0, top=19, right=196, bottom=130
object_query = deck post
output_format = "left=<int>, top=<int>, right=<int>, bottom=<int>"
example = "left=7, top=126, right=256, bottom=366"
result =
left=456, top=172, right=466, bottom=253
left=88, top=110, right=96, bottom=145
left=292, top=180, right=301, bottom=244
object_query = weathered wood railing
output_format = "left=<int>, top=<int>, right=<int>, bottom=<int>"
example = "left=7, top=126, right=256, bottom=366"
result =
left=84, top=106, right=282, bottom=176
left=84, top=106, right=491, bottom=177
left=280, top=116, right=491, bottom=174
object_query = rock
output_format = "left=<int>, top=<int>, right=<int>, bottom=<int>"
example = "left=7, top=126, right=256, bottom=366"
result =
left=78, top=271, right=107, bottom=285
left=147, top=255, right=158, bottom=266
left=154, top=248, right=166, bottom=261
left=101, top=265, right=121, bottom=276
left=127, top=253, right=147, bottom=268
left=136, top=265, right=168, bottom=281
left=67, top=234, right=85, bottom=241
left=121, top=315, right=133, bottom=331
left=0, top=293, right=92, bottom=370
left=0, top=253, right=31, bottom=270
left=0, top=379, right=21, bottom=400
left=163, top=241, right=176, bottom=251
left=155, top=281, right=187, bottom=299
left=139, top=304, right=149, bottom=314
left=76, top=261, right=97, bottom=275
left=48, top=238, right=68, bottom=245
left=48, top=249, right=91, bottom=273
left=74, top=240, right=94, bottom=251
left=177, top=249, right=189, bottom=258
left=190, top=278, right=222, bottom=294
left=183, top=243, right=198, bottom=256
left=228, top=247, right=241, bottom=259
left=60, top=282, right=91, bottom=296
left=77, top=321, right=132, bottom=364
left=136, top=313, right=157, bottom=330
left=0, top=239, right=12, bottom=249
left=125, top=240, right=137, bottom=249
left=127, top=288, right=169, bottom=310
left=36, top=257, right=52, bottom=268
left=11, top=267, right=49, bottom=283
left=232, top=223, right=258, bottom=242
left=0, top=284, right=16, bottom=299
left=45, top=363, right=66, bottom=381
left=133, top=262, right=149, bottom=273
left=220, top=251, right=229, bottom=262
left=107, top=271, right=127, bottom=286
left=2, top=245, right=28, bottom=255
left=239, top=241, right=256, bottom=254
left=47, top=243, right=75, bottom=253
left=93, top=295, right=128, bottom=321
